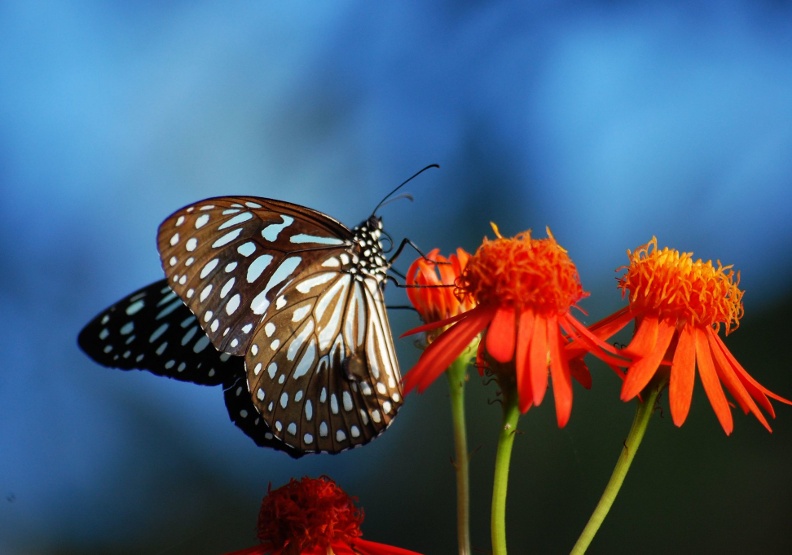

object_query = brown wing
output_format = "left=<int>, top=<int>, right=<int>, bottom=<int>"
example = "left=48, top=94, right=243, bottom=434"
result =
left=157, top=196, right=353, bottom=356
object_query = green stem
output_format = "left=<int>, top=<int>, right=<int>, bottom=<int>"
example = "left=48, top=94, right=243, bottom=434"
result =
left=446, top=356, right=472, bottom=555
left=570, top=385, right=661, bottom=554
left=491, top=388, right=520, bottom=555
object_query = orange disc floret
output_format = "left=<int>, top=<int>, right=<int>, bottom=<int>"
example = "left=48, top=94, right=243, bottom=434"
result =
left=459, top=225, right=586, bottom=315
left=619, top=238, right=744, bottom=334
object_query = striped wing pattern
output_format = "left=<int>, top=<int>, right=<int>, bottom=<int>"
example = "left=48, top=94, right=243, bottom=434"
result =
left=246, top=258, right=401, bottom=453
left=155, top=196, right=402, bottom=453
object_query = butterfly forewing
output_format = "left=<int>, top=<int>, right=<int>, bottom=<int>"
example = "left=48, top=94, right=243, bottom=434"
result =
left=157, top=197, right=352, bottom=357
left=78, top=280, right=232, bottom=386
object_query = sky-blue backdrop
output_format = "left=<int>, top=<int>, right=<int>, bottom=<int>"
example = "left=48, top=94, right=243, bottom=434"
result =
left=3, top=2, right=792, bottom=554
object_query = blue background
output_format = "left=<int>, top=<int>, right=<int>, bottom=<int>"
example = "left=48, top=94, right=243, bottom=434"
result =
left=3, top=2, right=792, bottom=553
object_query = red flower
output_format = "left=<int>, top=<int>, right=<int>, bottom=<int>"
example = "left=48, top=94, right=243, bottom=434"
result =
left=403, top=226, right=624, bottom=427
left=226, top=476, right=422, bottom=555
left=594, top=238, right=791, bottom=434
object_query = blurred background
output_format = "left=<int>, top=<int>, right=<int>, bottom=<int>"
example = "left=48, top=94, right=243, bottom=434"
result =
left=3, top=2, right=792, bottom=553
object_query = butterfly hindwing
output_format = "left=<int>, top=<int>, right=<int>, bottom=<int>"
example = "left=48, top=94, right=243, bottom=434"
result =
left=223, top=373, right=304, bottom=458
left=245, top=261, right=401, bottom=453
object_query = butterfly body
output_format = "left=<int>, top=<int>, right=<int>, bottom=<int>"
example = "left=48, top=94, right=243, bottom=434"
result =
left=80, top=196, right=403, bottom=455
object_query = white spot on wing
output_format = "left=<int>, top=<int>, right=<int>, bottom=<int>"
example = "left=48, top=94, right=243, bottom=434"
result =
left=292, top=305, right=311, bottom=322
left=195, top=214, right=210, bottom=228
left=212, top=227, right=243, bottom=248
left=200, top=259, right=219, bottom=279
left=199, top=284, right=213, bottom=302
left=237, top=242, right=256, bottom=257
left=126, top=299, right=145, bottom=316
left=287, top=320, right=315, bottom=362
left=261, top=215, right=294, bottom=241
left=247, top=254, right=273, bottom=283
left=296, top=272, right=336, bottom=293
left=342, top=391, right=353, bottom=412
left=225, top=294, right=241, bottom=315
left=193, top=335, right=210, bottom=353
left=220, top=277, right=235, bottom=298
left=218, top=211, right=253, bottom=230
left=290, top=234, right=345, bottom=245
left=293, top=342, right=317, bottom=379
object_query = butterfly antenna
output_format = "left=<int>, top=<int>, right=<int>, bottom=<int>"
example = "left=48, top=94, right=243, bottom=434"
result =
left=373, top=164, right=439, bottom=215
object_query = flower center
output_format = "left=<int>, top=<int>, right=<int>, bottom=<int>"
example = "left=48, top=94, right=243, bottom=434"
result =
left=459, top=225, right=586, bottom=315
left=257, top=477, right=363, bottom=552
left=619, top=237, right=744, bottom=333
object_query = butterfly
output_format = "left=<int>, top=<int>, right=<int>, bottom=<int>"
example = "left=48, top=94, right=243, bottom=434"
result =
left=78, top=183, right=421, bottom=457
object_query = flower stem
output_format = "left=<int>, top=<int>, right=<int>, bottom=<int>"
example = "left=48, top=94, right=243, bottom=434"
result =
left=446, top=356, right=472, bottom=555
left=491, top=388, right=520, bottom=555
left=570, top=384, right=661, bottom=554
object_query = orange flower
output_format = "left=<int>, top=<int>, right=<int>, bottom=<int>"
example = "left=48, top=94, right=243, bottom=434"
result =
left=225, top=476, right=422, bottom=555
left=403, top=226, right=624, bottom=427
left=594, top=237, right=791, bottom=434
left=406, top=247, right=475, bottom=334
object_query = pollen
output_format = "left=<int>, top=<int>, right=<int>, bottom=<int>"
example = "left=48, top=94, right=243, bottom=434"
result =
left=619, top=237, right=744, bottom=333
left=458, top=225, right=586, bottom=315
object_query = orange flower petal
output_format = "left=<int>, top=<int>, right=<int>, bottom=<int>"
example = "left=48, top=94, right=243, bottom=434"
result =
left=529, top=312, right=549, bottom=407
left=403, top=306, right=495, bottom=393
left=705, top=329, right=766, bottom=413
left=695, top=326, right=734, bottom=435
left=621, top=317, right=675, bottom=400
left=565, top=305, right=632, bottom=361
left=669, top=325, right=696, bottom=427
left=547, top=314, right=574, bottom=427
left=623, top=314, right=659, bottom=359
left=561, top=313, right=629, bottom=374
left=711, top=331, right=792, bottom=409
left=400, top=310, right=470, bottom=338
left=706, top=327, right=772, bottom=431
left=515, top=309, right=535, bottom=413
left=486, top=307, right=516, bottom=363
left=568, top=356, right=593, bottom=389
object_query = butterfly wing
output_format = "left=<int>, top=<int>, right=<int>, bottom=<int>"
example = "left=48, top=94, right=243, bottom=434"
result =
left=223, top=373, right=303, bottom=458
left=78, top=280, right=232, bottom=385
left=157, top=196, right=402, bottom=453
left=78, top=279, right=304, bottom=457
left=157, top=197, right=353, bottom=357
left=246, top=263, right=401, bottom=453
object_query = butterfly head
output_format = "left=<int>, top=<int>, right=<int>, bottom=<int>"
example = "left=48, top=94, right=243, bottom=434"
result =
left=348, top=216, right=389, bottom=280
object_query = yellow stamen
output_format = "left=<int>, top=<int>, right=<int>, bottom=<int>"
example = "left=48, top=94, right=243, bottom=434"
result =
left=619, top=237, right=744, bottom=334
